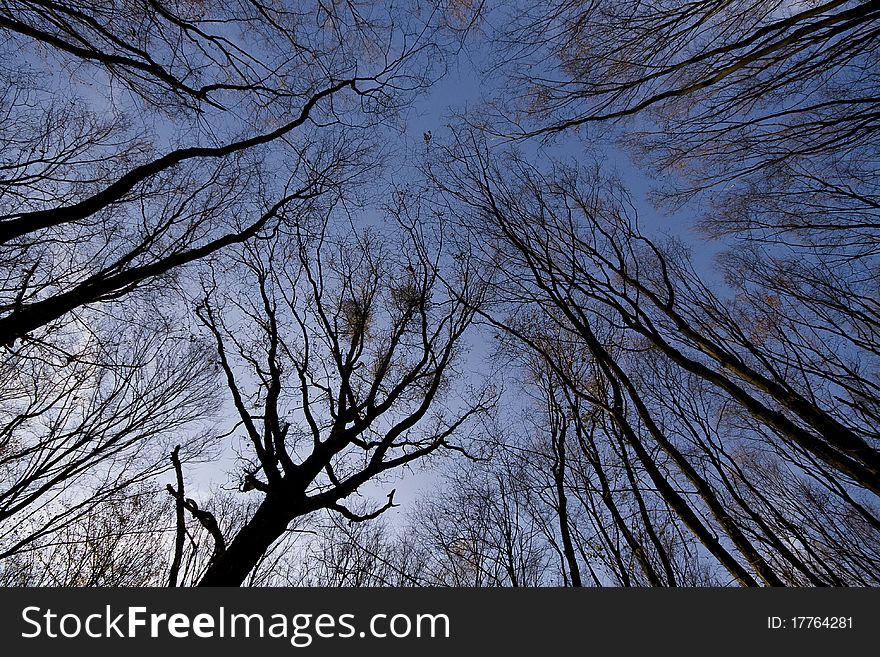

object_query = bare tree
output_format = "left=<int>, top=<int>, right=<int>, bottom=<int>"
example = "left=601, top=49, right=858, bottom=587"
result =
left=0, top=308, right=220, bottom=564
left=0, top=1, right=461, bottom=584
left=489, top=0, right=879, bottom=213
left=285, top=512, right=432, bottom=587
left=0, top=0, right=458, bottom=351
left=0, top=486, right=173, bottom=587
left=190, top=195, right=494, bottom=586
left=6, top=0, right=875, bottom=589
left=433, top=139, right=879, bottom=585
left=406, top=455, right=556, bottom=587
left=482, top=2, right=879, bottom=389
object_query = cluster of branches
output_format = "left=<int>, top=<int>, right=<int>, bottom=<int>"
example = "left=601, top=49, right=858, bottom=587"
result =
left=184, top=199, right=493, bottom=585
left=0, top=0, right=491, bottom=586
left=255, top=138, right=879, bottom=586
left=426, top=137, right=879, bottom=586
left=1, top=0, right=877, bottom=587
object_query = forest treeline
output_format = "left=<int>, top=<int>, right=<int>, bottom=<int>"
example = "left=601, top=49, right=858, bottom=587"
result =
left=0, top=0, right=877, bottom=586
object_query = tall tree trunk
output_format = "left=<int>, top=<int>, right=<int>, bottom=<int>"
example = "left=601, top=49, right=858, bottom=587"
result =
left=198, top=496, right=295, bottom=587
